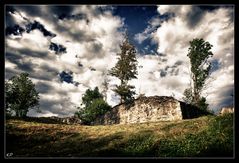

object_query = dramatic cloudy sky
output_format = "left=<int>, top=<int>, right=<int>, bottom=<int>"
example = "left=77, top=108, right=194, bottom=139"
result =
left=5, top=5, right=234, bottom=117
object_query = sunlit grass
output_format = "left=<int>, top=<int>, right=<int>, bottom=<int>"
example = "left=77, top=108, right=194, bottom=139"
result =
left=5, top=114, right=233, bottom=157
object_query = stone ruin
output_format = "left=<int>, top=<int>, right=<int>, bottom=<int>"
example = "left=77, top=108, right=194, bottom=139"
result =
left=50, top=116, right=82, bottom=124
left=94, top=96, right=211, bottom=125
left=219, top=106, right=234, bottom=115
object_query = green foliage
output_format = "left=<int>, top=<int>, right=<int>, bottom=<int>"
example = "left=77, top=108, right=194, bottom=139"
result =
left=109, top=36, right=138, bottom=103
left=114, top=84, right=136, bottom=104
left=5, top=73, right=39, bottom=117
left=184, top=38, right=213, bottom=110
left=81, top=87, right=103, bottom=108
left=183, top=88, right=193, bottom=104
left=183, top=88, right=209, bottom=111
left=75, top=87, right=111, bottom=125
left=197, top=97, right=209, bottom=111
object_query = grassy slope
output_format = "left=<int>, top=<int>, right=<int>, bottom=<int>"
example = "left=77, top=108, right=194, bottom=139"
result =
left=5, top=114, right=233, bottom=158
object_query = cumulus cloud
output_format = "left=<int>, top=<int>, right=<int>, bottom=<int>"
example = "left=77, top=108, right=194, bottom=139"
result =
left=131, top=5, right=234, bottom=113
left=5, top=5, right=124, bottom=117
left=130, top=55, right=189, bottom=101
left=151, top=5, right=234, bottom=112
left=5, top=5, right=234, bottom=116
left=134, top=16, right=161, bottom=45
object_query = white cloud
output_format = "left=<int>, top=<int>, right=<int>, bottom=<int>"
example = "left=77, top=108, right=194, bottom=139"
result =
left=157, top=5, right=192, bottom=16
left=130, top=55, right=189, bottom=101
left=152, top=5, right=234, bottom=112
left=131, top=5, right=234, bottom=113
left=5, top=5, right=124, bottom=117
left=134, top=33, right=148, bottom=44
left=5, top=5, right=234, bottom=116
left=134, top=19, right=159, bottom=45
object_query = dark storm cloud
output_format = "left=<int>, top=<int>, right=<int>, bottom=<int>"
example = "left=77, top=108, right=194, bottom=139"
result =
left=17, top=60, right=38, bottom=73
left=186, top=6, right=205, bottom=29
left=5, top=68, right=19, bottom=79
left=74, top=82, right=80, bottom=87
left=173, top=60, right=183, bottom=67
left=168, top=67, right=179, bottom=76
left=30, top=73, right=57, bottom=82
left=26, top=21, right=56, bottom=37
left=19, top=49, right=52, bottom=59
left=218, top=85, right=234, bottom=99
left=49, top=42, right=67, bottom=54
left=39, top=64, right=59, bottom=74
left=36, top=81, right=76, bottom=96
left=77, top=62, right=83, bottom=67
left=5, top=62, right=57, bottom=86
left=214, top=85, right=234, bottom=112
left=6, top=47, right=52, bottom=59
left=88, top=41, right=103, bottom=55
left=72, top=32, right=96, bottom=42
left=89, top=67, right=96, bottom=71
left=160, top=69, right=167, bottom=77
left=6, top=51, right=39, bottom=74
left=55, top=23, right=96, bottom=42
left=35, top=82, right=54, bottom=94
left=5, top=52, right=22, bottom=66
left=160, top=60, right=182, bottom=77
left=58, top=13, right=88, bottom=21
left=39, top=98, right=74, bottom=117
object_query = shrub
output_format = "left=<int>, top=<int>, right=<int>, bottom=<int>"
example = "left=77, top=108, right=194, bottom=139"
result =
left=75, top=87, right=111, bottom=125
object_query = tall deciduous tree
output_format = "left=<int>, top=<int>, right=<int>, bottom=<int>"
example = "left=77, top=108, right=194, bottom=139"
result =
left=183, top=38, right=213, bottom=110
left=109, top=36, right=138, bottom=103
left=5, top=73, right=39, bottom=117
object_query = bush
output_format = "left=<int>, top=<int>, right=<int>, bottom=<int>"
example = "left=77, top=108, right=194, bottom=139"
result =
left=75, top=87, right=111, bottom=125
left=197, top=97, right=209, bottom=111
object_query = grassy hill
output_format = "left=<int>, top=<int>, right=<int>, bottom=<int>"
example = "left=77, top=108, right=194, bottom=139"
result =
left=5, top=114, right=233, bottom=158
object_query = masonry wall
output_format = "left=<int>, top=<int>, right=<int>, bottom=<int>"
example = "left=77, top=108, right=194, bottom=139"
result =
left=95, top=96, right=182, bottom=125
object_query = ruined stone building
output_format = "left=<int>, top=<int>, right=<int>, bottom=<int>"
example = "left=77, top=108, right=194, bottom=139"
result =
left=94, top=96, right=210, bottom=125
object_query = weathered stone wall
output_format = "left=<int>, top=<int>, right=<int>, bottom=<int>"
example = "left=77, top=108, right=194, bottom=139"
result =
left=95, top=96, right=181, bottom=125
left=94, top=96, right=211, bottom=125
left=219, top=107, right=234, bottom=115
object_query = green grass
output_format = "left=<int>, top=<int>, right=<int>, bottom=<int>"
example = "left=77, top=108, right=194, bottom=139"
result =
left=5, top=114, right=234, bottom=158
